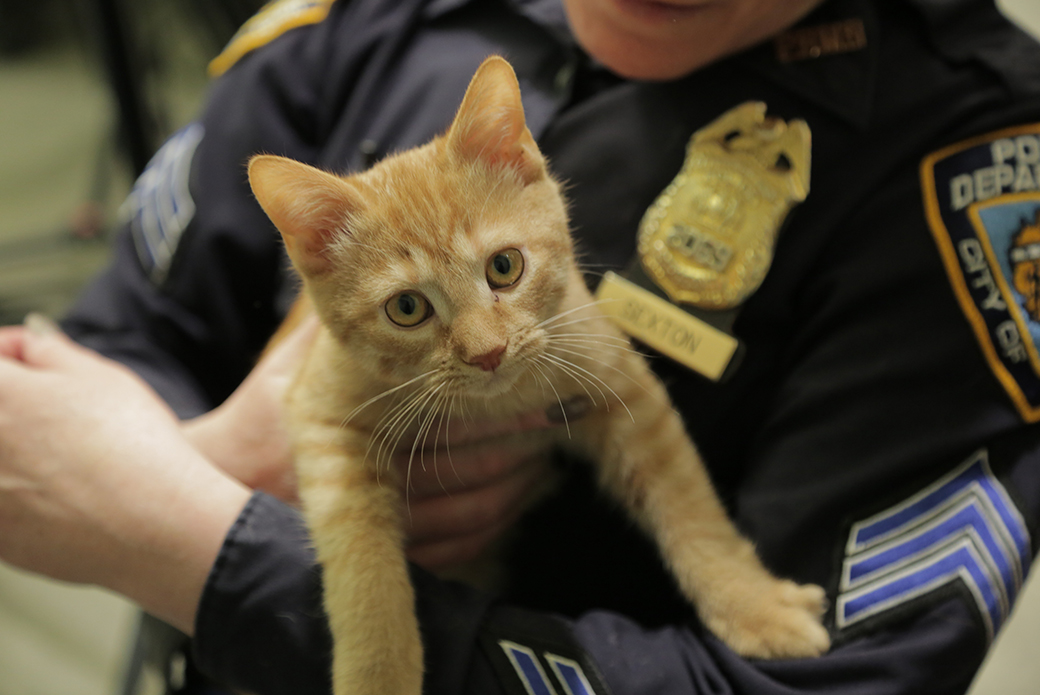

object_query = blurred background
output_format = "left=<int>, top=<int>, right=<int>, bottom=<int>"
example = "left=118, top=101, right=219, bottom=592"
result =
left=0, top=1, right=1039, bottom=693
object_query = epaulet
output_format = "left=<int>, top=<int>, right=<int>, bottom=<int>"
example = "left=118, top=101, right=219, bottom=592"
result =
left=208, top=0, right=337, bottom=78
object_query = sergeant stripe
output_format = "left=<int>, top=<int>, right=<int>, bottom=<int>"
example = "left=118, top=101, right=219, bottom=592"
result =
left=837, top=449, right=1031, bottom=640
left=500, top=641, right=558, bottom=695
left=545, top=654, right=596, bottom=695
left=499, top=641, right=602, bottom=695
left=840, top=541, right=1003, bottom=634
left=124, top=124, right=204, bottom=283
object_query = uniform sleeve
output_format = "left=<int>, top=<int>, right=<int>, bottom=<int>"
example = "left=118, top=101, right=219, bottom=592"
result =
left=192, top=492, right=502, bottom=695
left=73, top=4, right=1040, bottom=695
left=189, top=127, right=1040, bottom=695
left=60, top=16, right=336, bottom=416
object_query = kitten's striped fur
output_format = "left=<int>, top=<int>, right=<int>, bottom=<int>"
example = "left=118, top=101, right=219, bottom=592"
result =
left=249, top=56, right=829, bottom=695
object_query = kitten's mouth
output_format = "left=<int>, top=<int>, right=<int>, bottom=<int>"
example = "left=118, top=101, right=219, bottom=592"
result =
left=452, top=357, right=526, bottom=398
left=455, top=337, right=541, bottom=397
left=471, top=364, right=522, bottom=394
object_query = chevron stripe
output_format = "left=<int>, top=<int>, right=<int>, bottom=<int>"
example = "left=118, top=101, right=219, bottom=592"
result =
left=545, top=654, right=596, bottom=695
left=124, top=124, right=204, bottom=284
left=499, top=641, right=558, bottom=695
left=837, top=449, right=1031, bottom=640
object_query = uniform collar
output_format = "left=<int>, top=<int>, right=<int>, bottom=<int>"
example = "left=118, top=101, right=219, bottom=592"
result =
left=423, top=0, right=574, bottom=46
left=508, top=0, right=881, bottom=129
left=737, top=0, right=880, bottom=130
left=425, top=0, right=567, bottom=28
left=503, top=0, right=573, bottom=43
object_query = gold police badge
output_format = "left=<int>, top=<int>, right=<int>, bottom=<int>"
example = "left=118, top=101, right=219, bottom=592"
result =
left=638, top=102, right=811, bottom=309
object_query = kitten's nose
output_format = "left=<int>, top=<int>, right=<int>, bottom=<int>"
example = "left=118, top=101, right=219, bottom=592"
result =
left=467, top=344, right=506, bottom=372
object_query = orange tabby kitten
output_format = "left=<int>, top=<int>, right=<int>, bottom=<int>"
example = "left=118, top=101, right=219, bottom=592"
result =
left=248, top=56, right=829, bottom=695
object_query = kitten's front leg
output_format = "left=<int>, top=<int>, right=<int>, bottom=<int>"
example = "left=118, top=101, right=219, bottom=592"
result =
left=572, top=353, right=830, bottom=659
left=294, top=422, right=423, bottom=695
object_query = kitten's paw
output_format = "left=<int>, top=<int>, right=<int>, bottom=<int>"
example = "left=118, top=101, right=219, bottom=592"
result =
left=703, top=580, right=831, bottom=659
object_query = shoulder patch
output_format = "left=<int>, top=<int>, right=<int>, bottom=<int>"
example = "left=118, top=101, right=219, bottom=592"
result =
left=921, top=124, right=1040, bottom=421
left=208, top=0, right=336, bottom=78
left=122, top=124, right=204, bottom=285
left=836, top=449, right=1031, bottom=642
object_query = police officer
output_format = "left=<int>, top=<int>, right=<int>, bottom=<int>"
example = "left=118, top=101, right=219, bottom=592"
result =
left=1, top=0, right=1040, bottom=693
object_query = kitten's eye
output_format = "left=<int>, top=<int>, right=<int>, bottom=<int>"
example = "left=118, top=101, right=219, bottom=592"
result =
left=486, top=248, right=524, bottom=289
left=385, top=291, right=432, bottom=327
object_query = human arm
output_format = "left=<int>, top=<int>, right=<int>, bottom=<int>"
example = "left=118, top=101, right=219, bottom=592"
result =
left=58, top=3, right=345, bottom=417
left=43, top=0, right=1040, bottom=693
left=177, top=306, right=576, bottom=568
left=0, top=322, right=251, bottom=635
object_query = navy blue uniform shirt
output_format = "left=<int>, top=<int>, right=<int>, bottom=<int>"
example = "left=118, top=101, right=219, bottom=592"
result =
left=63, top=0, right=1040, bottom=693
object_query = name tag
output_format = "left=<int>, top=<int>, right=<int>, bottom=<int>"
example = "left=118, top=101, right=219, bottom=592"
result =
left=595, top=272, right=739, bottom=382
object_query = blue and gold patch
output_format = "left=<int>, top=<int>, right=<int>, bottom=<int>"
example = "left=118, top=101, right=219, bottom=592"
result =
left=922, top=124, right=1040, bottom=421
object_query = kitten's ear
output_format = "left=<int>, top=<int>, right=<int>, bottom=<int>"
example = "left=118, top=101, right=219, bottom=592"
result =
left=447, top=56, right=545, bottom=184
left=248, top=155, right=361, bottom=275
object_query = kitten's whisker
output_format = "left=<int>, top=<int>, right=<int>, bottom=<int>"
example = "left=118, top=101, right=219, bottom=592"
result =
left=543, top=350, right=636, bottom=422
left=530, top=360, right=570, bottom=438
left=428, top=388, right=447, bottom=473
left=368, top=384, right=430, bottom=464
left=366, top=387, right=413, bottom=443
left=541, top=314, right=614, bottom=332
left=535, top=353, right=602, bottom=408
left=418, top=385, right=451, bottom=475
left=365, top=389, right=418, bottom=474
left=460, top=393, right=475, bottom=429
left=341, top=369, right=439, bottom=428
left=535, top=298, right=613, bottom=330
left=549, top=345, right=653, bottom=400
left=406, top=384, right=448, bottom=504
left=525, top=358, right=549, bottom=400
left=416, top=394, right=441, bottom=474
left=445, top=393, right=463, bottom=489
left=370, top=402, right=414, bottom=475
left=392, top=385, right=445, bottom=506
left=549, top=341, right=641, bottom=362
left=431, top=389, right=454, bottom=493
left=547, top=332, right=632, bottom=345
left=397, top=383, right=446, bottom=483
left=375, top=381, right=442, bottom=472
left=547, top=336, right=643, bottom=357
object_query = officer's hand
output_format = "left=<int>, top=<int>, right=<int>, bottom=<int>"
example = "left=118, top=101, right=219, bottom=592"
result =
left=183, top=315, right=320, bottom=503
left=396, top=398, right=589, bottom=571
left=0, top=318, right=250, bottom=634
